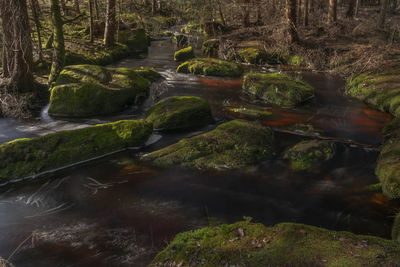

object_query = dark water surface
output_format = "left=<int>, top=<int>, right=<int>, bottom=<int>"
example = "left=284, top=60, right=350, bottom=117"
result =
left=0, top=39, right=398, bottom=266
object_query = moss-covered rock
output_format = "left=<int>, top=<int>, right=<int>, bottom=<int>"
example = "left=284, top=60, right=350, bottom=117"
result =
left=133, top=67, right=162, bottom=82
left=151, top=221, right=400, bottom=267
left=284, top=140, right=336, bottom=170
left=346, top=70, right=400, bottom=117
left=174, top=46, right=195, bottom=62
left=48, top=65, right=151, bottom=117
left=146, top=96, right=212, bottom=131
left=225, top=105, right=272, bottom=120
left=119, top=28, right=150, bottom=53
left=376, top=118, right=400, bottom=199
left=0, top=120, right=152, bottom=181
left=172, top=34, right=188, bottom=48
left=201, top=39, right=219, bottom=57
left=243, top=72, right=314, bottom=107
left=238, top=48, right=284, bottom=65
left=392, top=212, right=400, bottom=242
left=177, top=58, right=243, bottom=77
left=142, top=120, right=274, bottom=170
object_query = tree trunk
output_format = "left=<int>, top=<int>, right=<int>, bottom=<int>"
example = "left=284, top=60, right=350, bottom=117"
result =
left=60, top=0, right=67, bottom=15
left=74, top=0, right=80, bottom=14
left=89, top=0, right=94, bottom=42
left=304, top=0, right=309, bottom=26
left=354, top=0, right=360, bottom=17
left=297, top=0, right=302, bottom=25
left=0, top=0, right=13, bottom=78
left=152, top=0, right=156, bottom=15
left=104, top=0, right=117, bottom=46
left=327, top=0, right=337, bottom=24
left=286, top=0, right=299, bottom=43
left=7, top=0, right=34, bottom=92
left=30, top=0, right=43, bottom=61
left=378, top=0, right=389, bottom=28
left=346, top=0, right=356, bottom=17
left=95, top=0, right=100, bottom=20
left=49, top=0, right=65, bottom=85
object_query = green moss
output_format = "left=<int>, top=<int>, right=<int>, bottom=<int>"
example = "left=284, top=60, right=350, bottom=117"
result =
left=151, top=221, right=400, bottom=267
left=287, top=55, right=303, bottom=66
left=346, top=70, right=400, bottom=117
left=376, top=118, right=400, bottom=199
left=238, top=48, right=285, bottom=65
left=243, top=72, right=315, bottom=107
left=177, top=58, right=243, bottom=77
left=172, top=34, right=188, bottom=47
left=120, top=29, right=151, bottom=53
left=146, top=96, right=212, bottom=131
left=392, top=213, right=400, bottom=242
left=142, top=120, right=274, bottom=170
left=49, top=65, right=150, bottom=117
left=201, top=39, right=219, bottom=57
left=133, top=67, right=162, bottom=82
left=0, top=120, right=152, bottom=180
left=281, top=124, right=324, bottom=135
left=284, top=140, right=336, bottom=170
left=226, top=106, right=272, bottom=119
left=174, top=46, right=195, bottom=62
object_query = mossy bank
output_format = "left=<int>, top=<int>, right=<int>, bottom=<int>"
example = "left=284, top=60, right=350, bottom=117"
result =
left=0, top=120, right=152, bottom=181
left=49, top=65, right=158, bottom=117
left=151, top=221, right=400, bottom=267
left=243, top=72, right=314, bottom=107
left=177, top=58, right=243, bottom=77
left=142, top=120, right=274, bottom=170
left=146, top=96, right=212, bottom=131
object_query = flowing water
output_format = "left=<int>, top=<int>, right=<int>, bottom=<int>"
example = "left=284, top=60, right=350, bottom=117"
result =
left=0, top=39, right=398, bottom=266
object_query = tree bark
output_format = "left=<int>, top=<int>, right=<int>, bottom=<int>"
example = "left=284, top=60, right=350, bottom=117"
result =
left=304, top=0, right=309, bottom=26
left=95, top=0, right=100, bottom=20
left=378, top=0, right=389, bottom=28
left=354, top=0, right=360, bottom=17
left=30, top=0, right=43, bottom=61
left=327, top=0, right=337, bottom=24
left=89, top=0, right=94, bottom=42
left=104, top=0, right=117, bottom=46
left=49, top=0, right=65, bottom=85
left=286, top=0, right=299, bottom=43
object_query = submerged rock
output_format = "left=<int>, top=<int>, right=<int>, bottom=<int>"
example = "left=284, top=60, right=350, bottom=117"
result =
left=284, top=140, right=335, bottom=170
left=133, top=66, right=162, bottom=82
left=238, top=47, right=284, bottom=65
left=226, top=105, right=272, bottom=119
left=49, top=65, right=153, bottom=117
left=174, top=46, right=195, bottom=62
left=0, top=120, right=152, bottom=181
left=177, top=58, right=243, bottom=77
left=142, top=120, right=274, bottom=170
left=243, top=72, right=314, bottom=107
left=376, top=118, right=400, bottom=199
left=346, top=70, right=400, bottom=117
left=150, top=221, right=400, bottom=267
left=146, top=96, right=212, bottom=131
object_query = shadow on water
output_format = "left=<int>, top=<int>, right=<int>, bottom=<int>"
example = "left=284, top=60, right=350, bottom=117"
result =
left=0, top=39, right=398, bottom=266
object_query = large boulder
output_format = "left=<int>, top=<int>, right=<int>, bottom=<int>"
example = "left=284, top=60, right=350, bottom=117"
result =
left=142, top=120, right=274, bottom=170
left=174, top=46, right=195, bottom=62
left=151, top=221, right=400, bottom=267
left=238, top=47, right=284, bottom=65
left=0, top=120, right=152, bottom=181
left=243, top=72, right=314, bottom=107
left=49, top=65, right=151, bottom=117
left=146, top=96, right=212, bottom=131
left=177, top=58, right=243, bottom=77
left=284, top=140, right=336, bottom=170
left=119, top=28, right=150, bottom=53
left=376, top=118, right=400, bottom=199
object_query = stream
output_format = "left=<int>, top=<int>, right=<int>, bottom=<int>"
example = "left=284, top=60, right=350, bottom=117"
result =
left=0, top=39, right=398, bottom=266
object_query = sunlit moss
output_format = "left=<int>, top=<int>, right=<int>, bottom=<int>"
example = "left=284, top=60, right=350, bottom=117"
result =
left=177, top=58, right=243, bottom=77
left=174, top=46, right=195, bottom=62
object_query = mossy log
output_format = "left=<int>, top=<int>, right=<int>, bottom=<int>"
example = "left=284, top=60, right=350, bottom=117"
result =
left=0, top=120, right=153, bottom=181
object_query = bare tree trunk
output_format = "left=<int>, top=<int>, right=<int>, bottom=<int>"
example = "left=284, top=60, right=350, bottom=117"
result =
left=286, top=0, right=299, bottom=43
left=378, top=0, right=388, bottom=28
left=354, top=0, right=360, bottom=17
left=0, top=0, right=13, bottom=78
left=89, top=0, right=94, bottom=42
left=303, top=0, right=309, bottom=26
left=49, top=0, right=65, bottom=85
left=8, top=0, right=34, bottom=92
left=327, top=0, right=337, bottom=24
left=104, top=0, right=117, bottom=46
left=30, top=0, right=43, bottom=61
left=346, top=0, right=356, bottom=17
left=297, top=0, right=302, bottom=25
left=95, top=0, right=100, bottom=20
left=152, top=0, right=156, bottom=15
